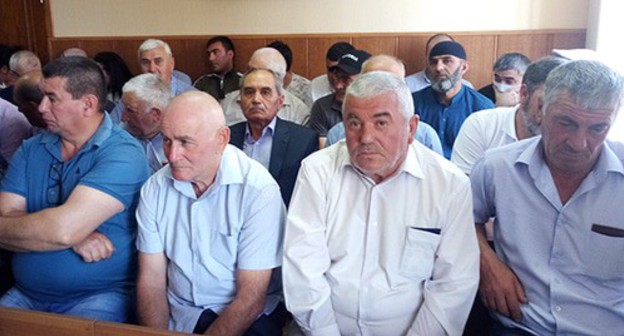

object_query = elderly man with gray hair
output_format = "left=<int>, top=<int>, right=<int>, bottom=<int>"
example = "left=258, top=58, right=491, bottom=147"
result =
left=221, top=47, right=310, bottom=126
left=471, top=60, right=624, bottom=335
left=110, top=39, right=195, bottom=124
left=121, top=73, right=172, bottom=174
left=284, top=71, right=479, bottom=335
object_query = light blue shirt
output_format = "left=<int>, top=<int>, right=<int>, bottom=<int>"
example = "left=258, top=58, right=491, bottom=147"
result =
left=471, top=137, right=624, bottom=335
left=136, top=145, right=285, bottom=333
left=139, top=133, right=166, bottom=174
left=243, top=117, right=276, bottom=170
left=109, top=76, right=196, bottom=124
left=325, top=120, right=444, bottom=156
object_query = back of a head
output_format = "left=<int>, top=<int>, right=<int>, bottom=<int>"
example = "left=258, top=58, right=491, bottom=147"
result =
left=345, top=71, right=414, bottom=120
left=493, top=52, right=531, bottom=74
left=326, top=42, right=355, bottom=62
left=14, top=70, right=43, bottom=105
left=207, top=35, right=235, bottom=53
left=544, top=60, right=624, bottom=112
left=248, top=47, right=287, bottom=81
left=94, top=51, right=134, bottom=97
left=267, top=40, right=293, bottom=72
left=139, top=39, right=172, bottom=57
left=10, top=50, right=42, bottom=75
left=361, top=55, right=406, bottom=78
left=123, top=73, right=172, bottom=111
left=522, top=56, right=567, bottom=94
left=43, top=56, right=107, bottom=111
left=62, top=47, right=88, bottom=58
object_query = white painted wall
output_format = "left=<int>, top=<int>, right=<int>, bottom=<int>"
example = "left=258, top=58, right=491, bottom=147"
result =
left=50, top=0, right=589, bottom=37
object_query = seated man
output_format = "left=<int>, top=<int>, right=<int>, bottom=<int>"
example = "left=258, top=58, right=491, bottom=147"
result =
left=452, top=56, right=566, bottom=174
left=268, top=40, right=313, bottom=108
left=412, top=41, right=494, bottom=159
left=405, top=33, right=473, bottom=93
left=0, top=50, right=42, bottom=105
left=12, top=70, right=47, bottom=131
left=221, top=47, right=309, bottom=126
left=284, top=71, right=479, bottom=335
left=110, top=39, right=195, bottom=124
left=0, top=56, right=149, bottom=322
left=308, top=49, right=370, bottom=147
left=194, top=35, right=241, bottom=101
left=478, top=52, right=531, bottom=106
left=471, top=60, right=624, bottom=335
left=121, top=73, right=172, bottom=174
left=136, top=91, right=286, bottom=334
left=230, top=68, right=318, bottom=207
left=325, top=54, right=443, bottom=156
left=0, top=97, right=32, bottom=178
left=310, top=42, right=354, bottom=102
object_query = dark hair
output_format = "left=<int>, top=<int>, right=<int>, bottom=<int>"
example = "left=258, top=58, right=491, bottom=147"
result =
left=14, top=77, right=43, bottom=106
left=93, top=51, right=133, bottom=101
left=523, top=56, right=567, bottom=95
left=326, top=42, right=354, bottom=62
left=43, top=56, right=107, bottom=111
left=267, top=40, right=293, bottom=72
left=207, top=35, right=235, bottom=54
left=0, top=44, right=21, bottom=70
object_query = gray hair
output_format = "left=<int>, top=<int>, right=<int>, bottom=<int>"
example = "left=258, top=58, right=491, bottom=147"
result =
left=493, top=52, right=531, bottom=74
left=9, top=50, right=41, bottom=75
left=122, top=73, right=172, bottom=112
left=241, top=68, right=285, bottom=96
left=343, top=71, right=414, bottom=121
left=522, top=56, right=567, bottom=95
left=361, top=54, right=406, bottom=78
left=543, top=60, right=624, bottom=113
left=138, top=39, right=173, bottom=58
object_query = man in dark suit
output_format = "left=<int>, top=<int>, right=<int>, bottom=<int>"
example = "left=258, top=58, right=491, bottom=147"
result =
left=230, top=68, right=318, bottom=207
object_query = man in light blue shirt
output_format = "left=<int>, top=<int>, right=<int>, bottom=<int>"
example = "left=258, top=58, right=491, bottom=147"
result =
left=120, top=73, right=171, bottom=174
left=471, top=60, right=624, bottom=335
left=109, top=39, right=195, bottom=124
left=136, top=91, right=286, bottom=335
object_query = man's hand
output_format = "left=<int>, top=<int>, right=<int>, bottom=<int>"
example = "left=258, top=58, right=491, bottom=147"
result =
left=72, top=232, right=115, bottom=262
left=479, top=250, right=527, bottom=322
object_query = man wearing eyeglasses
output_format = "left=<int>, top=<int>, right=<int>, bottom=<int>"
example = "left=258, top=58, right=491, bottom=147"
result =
left=0, top=56, right=149, bottom=323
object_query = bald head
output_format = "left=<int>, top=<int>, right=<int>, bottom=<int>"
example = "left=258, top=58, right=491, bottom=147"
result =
left=361, top=55, right=406, bottom=78
left=247, top=47, right=287, bottom=81
left=162, top=91, right=230, bottom=193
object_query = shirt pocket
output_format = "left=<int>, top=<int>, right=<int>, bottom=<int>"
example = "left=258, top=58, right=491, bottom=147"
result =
left=584, top=226, right=624, bottom=280
left=399, top=227, right=441, bottom=280
left=207, top=227, right=238, bottom=276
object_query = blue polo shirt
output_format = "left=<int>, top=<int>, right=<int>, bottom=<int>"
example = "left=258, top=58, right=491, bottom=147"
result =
left=412, top=85, right=494, bottom=159
left=1, top=113, right=149, bottom=302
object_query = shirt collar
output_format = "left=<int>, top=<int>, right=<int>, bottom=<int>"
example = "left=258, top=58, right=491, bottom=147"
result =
left=503, top=105, right=521, bottom=141
left=244, top=117, right=277, bottom=143
left=40, top=112, right=113, bottom=160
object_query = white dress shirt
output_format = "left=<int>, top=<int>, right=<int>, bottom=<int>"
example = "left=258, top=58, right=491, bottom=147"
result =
left=283, top=141, right=479, bottom=336
left=451, top=105, right=519, bottom=174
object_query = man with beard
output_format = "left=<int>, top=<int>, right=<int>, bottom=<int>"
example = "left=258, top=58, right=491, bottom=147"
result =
left=194, top=36, right=241, bottom=101
left=451, top=56, right=566, bottom=174
left=412, top=41, right=493, bottom=159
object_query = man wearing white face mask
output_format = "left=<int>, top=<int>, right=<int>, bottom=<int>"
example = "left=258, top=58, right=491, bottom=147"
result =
left=478, top=53, right=531, bottom=107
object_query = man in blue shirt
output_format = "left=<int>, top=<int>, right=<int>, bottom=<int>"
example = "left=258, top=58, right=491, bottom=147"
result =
left=471, top=60, right=624, bottom=335
left=412, top=41, right=493, bottom=159
left=0, top=56, right=149, bottom=322
left=136, top=91, right=286, bottom=334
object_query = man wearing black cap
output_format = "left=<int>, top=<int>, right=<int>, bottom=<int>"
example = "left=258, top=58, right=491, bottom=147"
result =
left=308, top=49, right=371, bottom=147
left=310, top=42, right=355, bottom=102
left=412, top=41, right=494, bottom=159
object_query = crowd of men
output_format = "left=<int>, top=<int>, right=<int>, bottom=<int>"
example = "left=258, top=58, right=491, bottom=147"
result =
left=0, top=33, right=623, bottom=336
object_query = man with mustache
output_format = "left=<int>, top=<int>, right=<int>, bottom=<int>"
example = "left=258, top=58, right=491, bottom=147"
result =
left=412, top=41, right=493, bottom=159
left=284, top=71, right=479, bottom=335
left=471, top=60, right=624, bottom=335
left=229, top=68, right=318, bottom=207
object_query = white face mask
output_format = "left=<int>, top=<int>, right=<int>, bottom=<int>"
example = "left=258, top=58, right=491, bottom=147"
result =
left=493, top=80, right=520, bottom=93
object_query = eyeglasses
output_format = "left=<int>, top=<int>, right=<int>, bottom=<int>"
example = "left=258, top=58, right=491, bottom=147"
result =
left=47, top=162, right=64, bottom=206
